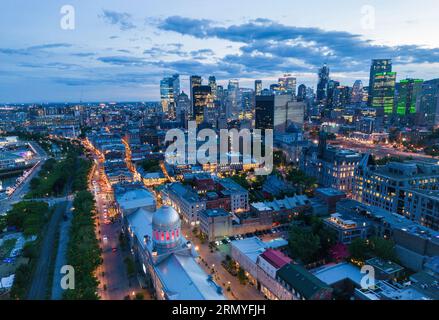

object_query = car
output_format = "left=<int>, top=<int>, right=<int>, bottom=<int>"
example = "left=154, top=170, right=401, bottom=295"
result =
left=112, top=247, right=118, bottom=252
left=230, top=236, right=236, bottom=241
left=103, top=235, right=108, bottom=242
left=221, top=239, right=228, bottom=245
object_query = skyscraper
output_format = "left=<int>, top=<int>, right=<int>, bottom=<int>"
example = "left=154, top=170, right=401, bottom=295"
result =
left=208, top=76, right=217, bottom=100
left=176, top=91, right=191, bottom=123
left=297, top=84, right=307, bottom=102
left=226, top=79, right=240, bottom=119
left=396, top=78, right=424, bottom=117
left=160, top=74, right=180, bottom=119
left=371, top=71, right=397, bottom=116
left=326, top=80, right=340, bottom=109
left=190, top=75, right=202, bottom=118
left=368, top=59, right=392, bottom=106
left=255, top=95, right=275, bottom=131
left=193, top=85, right=214, bottom=125
left=255, top=94, right=298, bottom=133
left=255, top=80, right=262, bottom=96
left=317, top=64, right=330, bottom=104
left=278, top=74, right=296, bottom=96
left=351, top=80, right=364, bottom=104
left=417, top=79, right=439, bottom=128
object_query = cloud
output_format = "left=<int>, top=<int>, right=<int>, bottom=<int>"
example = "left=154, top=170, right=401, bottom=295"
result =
left=97, top=56, right=148, bottom=67
left=27, top=43, right=72, bottom=50
left=158, top=16, right=439, bottom=73
left=0, top=43, right=72, bottom=56
left=72, top=52, right=95, bottom=57
left=99, top=9, right=136, bottom=31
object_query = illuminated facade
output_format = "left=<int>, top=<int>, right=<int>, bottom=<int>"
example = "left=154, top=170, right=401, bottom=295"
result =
left=124, top=206, right=226, bottom=300
left=160, top=74, right=180, bottom=118
left=354, top=157, right=439, bottom=217
left=300, top=134, right=363, bottom=193
left=193, top=85, right=214, bottom=125
left=368, top=59, right=392, bottom=106
left=371, top=72, right=397, bottom=115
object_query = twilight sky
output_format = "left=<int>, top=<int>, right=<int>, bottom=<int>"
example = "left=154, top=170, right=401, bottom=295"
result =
left=1, top=0, right=439, bottom=103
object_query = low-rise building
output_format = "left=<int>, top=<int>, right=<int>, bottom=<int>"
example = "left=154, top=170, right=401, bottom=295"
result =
left=404, top=189, right=439, bottom=231
left=161, top=183, right=206, bottom=226
left=315, top=188, right=346, bottom=214
left=324, top=212, right=371, bottom=244
left=199, top=209, right=233, bottom=241
left=114, top=183, right=156, bottom=215
left=276, top=263, right=333, bottom=300
left=366, top=257, right=405, bottom=282
left=300, top=133, right=363, bottom=193
left=354, top=157, right=439, bottom=217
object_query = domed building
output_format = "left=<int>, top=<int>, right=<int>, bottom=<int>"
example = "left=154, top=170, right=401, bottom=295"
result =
left=124, top=203, right=226, bottom=300
left=152, top=206, right=182, bottom=252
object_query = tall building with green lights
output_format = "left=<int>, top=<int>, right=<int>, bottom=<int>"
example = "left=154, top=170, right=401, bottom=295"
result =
left=371, top=71, right=397, bottom=116
left=396, top=78, right=424, bottom=117
left=368, top=59, right=392, bottom=106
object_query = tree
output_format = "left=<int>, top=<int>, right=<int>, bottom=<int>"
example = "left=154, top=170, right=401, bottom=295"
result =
left=330, top=243, right=349, bottom=262
left=237, top=267, right=247, bottom=284
left=348, top=238, right=369, bottom=262
left=286, top=169, right=317, bottom=194
left=288, top=225, right=321, bottom=264
left=370, top=237, right=397, bottom=261
left=10, top=264, right=32, bottom=299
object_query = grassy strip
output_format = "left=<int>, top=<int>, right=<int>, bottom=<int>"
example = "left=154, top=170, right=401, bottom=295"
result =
left=63, top=190, right=102, bottom=300
left=9, top=205, right=55, bottom=299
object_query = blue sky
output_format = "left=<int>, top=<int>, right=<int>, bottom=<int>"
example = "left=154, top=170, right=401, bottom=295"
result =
left=1, top=0, right=439, bottom=103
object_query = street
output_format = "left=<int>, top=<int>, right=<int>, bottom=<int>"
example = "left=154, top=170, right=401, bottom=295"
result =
left=181, top=223, right=265, bottom=300
left=88, top=156, right=150, bottom=300
left=330, top=137, right=436, bottom=161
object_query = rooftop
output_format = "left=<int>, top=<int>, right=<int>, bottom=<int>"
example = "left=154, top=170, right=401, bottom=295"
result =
left=366, top=257, right=404, bottom=275
left=231, top=237, right=288, bottom=264
left=260, top=249, right=292, bottom=269
left=115, top=184, right=156, bottom=212
left=277, top=263, right=331, bottom=299
left=200, top=208, right=231, bottom=218
left=312, top=262, right=363, bottom=287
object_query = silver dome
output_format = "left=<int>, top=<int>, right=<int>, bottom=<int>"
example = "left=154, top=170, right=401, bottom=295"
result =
left=152, top=206, right=180, bottom=229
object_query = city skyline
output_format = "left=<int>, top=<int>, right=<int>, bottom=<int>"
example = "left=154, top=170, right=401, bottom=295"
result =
left=1, top=0, right=439, bottom=103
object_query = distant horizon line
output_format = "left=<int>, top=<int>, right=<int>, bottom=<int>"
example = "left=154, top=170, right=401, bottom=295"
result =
left=0, top=100, right=161, bottom=106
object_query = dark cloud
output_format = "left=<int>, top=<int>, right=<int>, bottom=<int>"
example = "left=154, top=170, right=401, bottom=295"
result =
left=158, top=16, right=439, bottom=73
left=99, top=10, right=136, bottom=31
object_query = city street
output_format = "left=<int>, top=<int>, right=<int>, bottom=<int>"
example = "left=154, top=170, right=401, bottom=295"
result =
left=88, top=154, right=150, bottom=300
left=330, top=137, right=437, bottom=160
